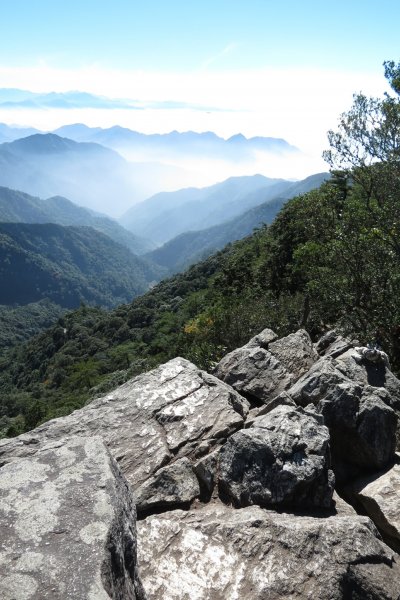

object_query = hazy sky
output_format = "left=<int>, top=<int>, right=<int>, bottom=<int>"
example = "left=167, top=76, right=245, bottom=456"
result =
left=0, top=0, right=399, bottom=170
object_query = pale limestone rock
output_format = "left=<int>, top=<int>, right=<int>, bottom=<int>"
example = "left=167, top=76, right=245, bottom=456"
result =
left=137, top=503, right=400, bottom=600
left=0, top=358, right=249, bottom=511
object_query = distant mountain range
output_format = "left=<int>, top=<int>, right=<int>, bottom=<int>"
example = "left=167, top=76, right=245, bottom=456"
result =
left=0, top=186, right=155, bottom=255
left=52, top=124, right=299, bottom=160
left=0, top=126, right=310, bottom=218
left=0, top=222, right=164, bottom=309
left=0, top=133, right=185, bottom=215
left=120, top=174, right=316, bottom=245
left=0, top=89, right=138, bottom=110
left=145, top=173, right=330, bottom=273
left=0, top=122, right=299, bottom=162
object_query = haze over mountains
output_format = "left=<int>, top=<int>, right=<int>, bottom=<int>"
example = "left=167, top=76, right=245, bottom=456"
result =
left=0, top=133, right=171, bottom=216
left=0, top=88, right=140, bottom=110
left=121, top=173, right=328, bottom=246
left=0, top=122, right=313, bottom=216
left=0, top=118, right=331, bottom=350
left=144, top=173, right=329, bottom=273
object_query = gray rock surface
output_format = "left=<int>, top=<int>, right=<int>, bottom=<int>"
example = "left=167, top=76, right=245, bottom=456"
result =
left=0, top=358, right=249, bottom=510
left=134, top=457, right=200, bottom=515
left=335, top=348, right=400, bottom=414
left=214, top=328, right=318, bottom=404
left=137, top=503, right=400, bottom=600
left=315, top=329, right=354, bottom=359
left=289, top=355, right=397, bottom=471
left=218, top=404, right=334, bottom=508
left=3, top=330, right=400, bottom=599
left=0, top=436, right=144, bottom=600
left=347, top=455, right=400, bottom=552
left=194, top=448, right=220, bottom=498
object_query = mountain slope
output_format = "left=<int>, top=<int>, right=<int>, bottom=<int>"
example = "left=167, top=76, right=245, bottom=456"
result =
left=0, top=186, right=155, bottom=254
left=0, top=223, right=164, bottom=309
left=120, top=175, right=295, bottom=244
left=145, top=173, right=329, bottom=272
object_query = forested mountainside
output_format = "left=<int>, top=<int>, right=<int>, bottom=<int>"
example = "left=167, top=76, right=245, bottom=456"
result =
left=0, top=222, right=164, bottom=309
left=0, top=300, right=66, bottom=351
left=0, top=186, right=155, bottom=254
left=1, top=164, right=398, bottom=437
left=146, top=172, right=329, bottom=273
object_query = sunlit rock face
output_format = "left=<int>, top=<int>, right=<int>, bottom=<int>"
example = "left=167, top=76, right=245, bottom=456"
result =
left=0, top=357, right=249, bottom=508
left=137, top=504, right=400, bottom=600
left=214, top=328, right=319, bottom=405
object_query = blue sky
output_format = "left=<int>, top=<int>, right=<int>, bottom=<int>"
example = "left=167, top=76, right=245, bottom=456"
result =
left=1, top=0, right=398, bottom=71
left=0, top=0, right=399, bottom=171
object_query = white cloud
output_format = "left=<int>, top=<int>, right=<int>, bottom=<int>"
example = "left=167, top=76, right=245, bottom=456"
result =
left=0, top=62, right=388, bottom=161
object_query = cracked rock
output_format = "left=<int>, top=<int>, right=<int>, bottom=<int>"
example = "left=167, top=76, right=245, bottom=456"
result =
left=346, top=455, right=400, bottom=552
left=134, top=457, right=200, bottom=515
left=0, top=358, right=249, bottom=500
left=137, top=503, right=400, bottom=600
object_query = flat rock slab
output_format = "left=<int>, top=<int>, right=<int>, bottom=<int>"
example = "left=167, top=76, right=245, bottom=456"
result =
left=218, top=405, right=334, bottom=508
left=137, top=503, right=400, bottom=600
left=0, top=358, right=249, bottom=510
left=0, top=436, right=144, bottom=600
left=214, top=329, right=318, bottom=404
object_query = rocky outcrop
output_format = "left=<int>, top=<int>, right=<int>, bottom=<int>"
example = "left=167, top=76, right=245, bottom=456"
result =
left=2, top=328, right=400, bottom=599
left=134, top=457, right=200, bottom=516
left=0, top=358, right=249, bottom=511
left=0, top=436, right=144, bottom=600
left=137, top=503, right=400, bottom=600
left=218, top=404, right=334, bottom=508
left=214, top=328, right=318, bottom=405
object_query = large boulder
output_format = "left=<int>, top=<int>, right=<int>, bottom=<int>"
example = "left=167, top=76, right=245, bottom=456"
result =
left=137, top=503, right=400, bottom=600
left=214, top=328, right=318, bottom=405
left=0, top=436, right=145, bottom=600
left=0, top=358, right=249, bottom=513
left=218, top=404, right=334, bottom=508
left=289, top=355, right=397, bottom=472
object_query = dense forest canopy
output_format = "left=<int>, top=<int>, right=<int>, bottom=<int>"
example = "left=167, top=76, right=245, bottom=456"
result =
left=1, top=61, right=399, bottom=438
